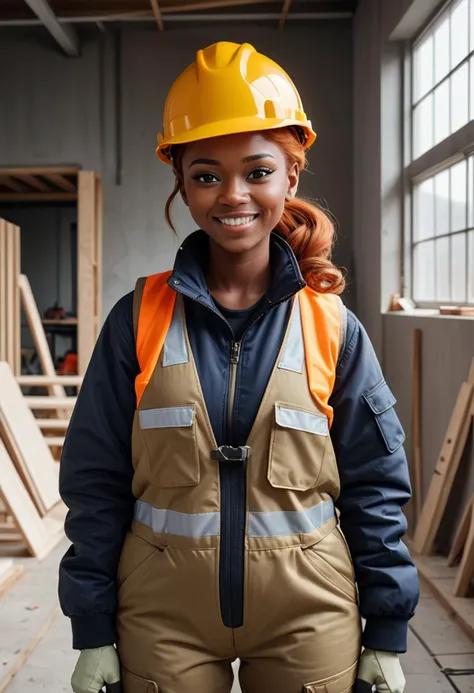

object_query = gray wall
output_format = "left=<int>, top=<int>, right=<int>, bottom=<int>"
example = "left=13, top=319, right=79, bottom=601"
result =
left=0, top=22, right=354, bottom=319
left=354, top=0, right=474, bottom=540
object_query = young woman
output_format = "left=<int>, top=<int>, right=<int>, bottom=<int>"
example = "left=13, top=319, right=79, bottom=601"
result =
left=59, top=41, right=419, bottom=693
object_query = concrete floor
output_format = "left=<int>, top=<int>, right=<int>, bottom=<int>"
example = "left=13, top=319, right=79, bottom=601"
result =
left=2, top=540, right=474, bottom=692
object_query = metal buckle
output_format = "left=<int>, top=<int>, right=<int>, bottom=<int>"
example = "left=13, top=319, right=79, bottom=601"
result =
left=211, top=445, right=251, bottom=462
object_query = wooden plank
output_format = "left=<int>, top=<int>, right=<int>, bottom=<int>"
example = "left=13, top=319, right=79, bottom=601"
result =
left=44, top=437, right=65, bottom=447
left=25, top=396, right=76, bottom=410
left=0, top=221, right=7, bottom=364
left=0, top=167, right=78, bottom=177
left=413, top=378, right=474, bottom=554
left=0, top=439, right=59, bottom=558
left=0, top=176, right=28, bottom=193
left=0, top=563, right=24, bottom=602
left=150, top=0, right=164, bottom=30
left=19, top=175, right=52, bottom=192
left=95, top=174, right=103, bottom=338
left=0, top=193, right=77, bottom=202
left=447, top=496, right=474, bottom=597
left=0, top=362, right=60, bottom=514
left=19, top=274, right=68, bottom=417
left=17, top=374, right=82, bottom=387
left=35, top=419, right=69, bottom=431
left=78, top=171, right=97, bottom=375
left=5, top=223, right=15, bottom=371
left=278, top=0, right=292, bottom=29
left=41, top=173, right=76, bottom=193
left=412, top=328, right=423, bottom=525
left=12, top=224, right=20, bottom=377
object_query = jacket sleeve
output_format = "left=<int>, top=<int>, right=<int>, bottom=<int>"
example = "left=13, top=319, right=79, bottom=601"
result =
left=58, top=291, right=138, bottom=650
left=329, top=310, right=419, bottom=654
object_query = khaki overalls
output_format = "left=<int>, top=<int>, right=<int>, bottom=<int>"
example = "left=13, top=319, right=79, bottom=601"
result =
left=116, top=272, right=362, bottom=693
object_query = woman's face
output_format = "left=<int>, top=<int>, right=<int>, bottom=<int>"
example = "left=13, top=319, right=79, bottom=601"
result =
left=180, top=132, right=299, bottom=255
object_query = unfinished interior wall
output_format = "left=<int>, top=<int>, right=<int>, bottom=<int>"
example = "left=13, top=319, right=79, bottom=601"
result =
left=0, top=22, right=354, bottom=319
left=354, top=0, right=474, bottom=538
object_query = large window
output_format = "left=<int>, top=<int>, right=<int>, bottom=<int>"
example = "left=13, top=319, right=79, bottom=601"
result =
left=410, top=0, right=474, bottom=306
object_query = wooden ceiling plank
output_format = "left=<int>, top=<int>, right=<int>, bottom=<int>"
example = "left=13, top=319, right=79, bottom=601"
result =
left=0, top=175, right=28, bottom=193
left=0, top=166, right=79, bottom=177
left=20, top=175, right=53, bottom=192
left=161, top=0, right=275, bottom=11
left=23, top=0, right=80, bottom=57
left=279, top=0, right=292, bottom=29
left=150, top=0, right=165, bottom=30
left=0, top=193, right=77, bottom=202
left=41, top=173, right=76, bottom=192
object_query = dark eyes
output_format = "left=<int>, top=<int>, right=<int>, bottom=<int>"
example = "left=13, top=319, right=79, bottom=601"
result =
left=192, top=167, right=275, bottom=184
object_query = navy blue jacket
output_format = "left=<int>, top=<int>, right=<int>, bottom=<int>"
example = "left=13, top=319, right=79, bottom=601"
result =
left=58, top=231, right=419, bottom=654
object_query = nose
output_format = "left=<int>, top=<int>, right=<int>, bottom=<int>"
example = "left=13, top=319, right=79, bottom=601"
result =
left=217, top=177, right=250, bottom=207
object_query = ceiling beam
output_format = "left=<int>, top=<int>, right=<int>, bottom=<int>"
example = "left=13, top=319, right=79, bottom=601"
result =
left=0, top=175, right=28, bottom=193
left=23, top=0, right=80, bottom=56
left=20, top=174, right=53, bottom=192
left=279, top=0, right=292, bottom=29
left=150, top=0, right=164, bottom=30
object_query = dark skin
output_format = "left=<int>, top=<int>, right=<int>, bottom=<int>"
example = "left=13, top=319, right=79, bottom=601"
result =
left=180, top=132, right=299, bottom=310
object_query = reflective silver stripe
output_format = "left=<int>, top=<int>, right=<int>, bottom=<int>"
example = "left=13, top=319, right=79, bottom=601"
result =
left=134, top=500, right=219, bottom=537
left=336, top=296, right=347, bottom=368
left=278, top=295, right=304, bottom=373
left=248, top=499, right=335, bottom=538
left=139, top=405, right=194, bottom=430
left=276, top=405, right=329, bottom=436
left=163, top=294, right=189, bottom=367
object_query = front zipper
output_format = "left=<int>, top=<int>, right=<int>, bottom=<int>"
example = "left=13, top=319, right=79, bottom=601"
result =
left=169, top=278, right=304, bottom=629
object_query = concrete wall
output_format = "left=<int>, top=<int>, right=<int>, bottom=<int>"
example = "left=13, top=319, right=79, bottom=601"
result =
left=0, top=22, right=354, bottom=320
left=354, top=0, right=474, bottom=539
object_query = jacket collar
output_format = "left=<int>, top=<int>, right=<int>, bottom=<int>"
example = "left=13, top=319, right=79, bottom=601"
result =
left=168, top=229, right=306, bottom=310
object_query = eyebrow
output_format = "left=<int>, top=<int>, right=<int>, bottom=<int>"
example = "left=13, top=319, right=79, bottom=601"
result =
left=189, top=153, right=276, bottom=167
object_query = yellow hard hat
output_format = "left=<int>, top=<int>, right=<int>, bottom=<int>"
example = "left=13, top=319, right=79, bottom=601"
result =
left=156, top=41, right=316, bottom=164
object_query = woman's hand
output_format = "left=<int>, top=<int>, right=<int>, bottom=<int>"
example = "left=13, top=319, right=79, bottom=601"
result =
left=71, top=645, right=121, bottom=693
left=355, top=649, right=406, bottom=693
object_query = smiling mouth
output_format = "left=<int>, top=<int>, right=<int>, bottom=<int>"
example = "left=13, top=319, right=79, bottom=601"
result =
left=215, top=214, right=259, bottom=228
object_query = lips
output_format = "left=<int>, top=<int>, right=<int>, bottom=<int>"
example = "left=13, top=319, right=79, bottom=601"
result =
left=215, top=214, right=259, bottom=227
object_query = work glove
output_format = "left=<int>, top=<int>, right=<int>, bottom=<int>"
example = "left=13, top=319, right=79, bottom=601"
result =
left=71, top=645, right=122, bottom=693
left=354, top=649, right=405, bottom=693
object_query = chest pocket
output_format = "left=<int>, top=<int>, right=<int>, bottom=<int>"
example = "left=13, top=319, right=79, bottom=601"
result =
left=139, top=405, right=200, bottom=487
left=268, top=403, right=329, bottom=491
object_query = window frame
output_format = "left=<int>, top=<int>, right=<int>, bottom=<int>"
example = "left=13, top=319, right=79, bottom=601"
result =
left=405, top=0, right=474, bottom=308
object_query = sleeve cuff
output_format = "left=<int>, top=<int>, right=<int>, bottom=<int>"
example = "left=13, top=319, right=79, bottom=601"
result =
left=362, top=616, right=409, bottom=653
left=71, top=614, right=117, bottom=650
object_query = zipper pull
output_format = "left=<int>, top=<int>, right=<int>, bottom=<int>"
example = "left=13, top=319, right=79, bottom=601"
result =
left=230, top=342, right=241, bottom=364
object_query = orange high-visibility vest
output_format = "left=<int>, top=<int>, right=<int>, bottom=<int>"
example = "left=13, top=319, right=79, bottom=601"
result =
left=134, top=271, right=344, bottom=426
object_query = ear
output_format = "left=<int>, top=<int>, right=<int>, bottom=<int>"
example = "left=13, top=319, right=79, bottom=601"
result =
left=286, top=162, right=299, bottom=200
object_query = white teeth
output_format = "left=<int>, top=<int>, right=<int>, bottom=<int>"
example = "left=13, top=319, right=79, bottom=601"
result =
left=218, top=215, right=256, bottom=227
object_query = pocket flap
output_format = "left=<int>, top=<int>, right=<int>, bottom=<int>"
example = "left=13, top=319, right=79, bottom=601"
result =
left=275, top=404, right=329, bottom=436
left=363, top=380, right=396, bottom=414
left=139, top=405, right=194, bottom=430
left=122, top=667, right=158, bottom=693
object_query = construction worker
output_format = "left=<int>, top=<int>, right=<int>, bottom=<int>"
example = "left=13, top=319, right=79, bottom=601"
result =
left=59, top=42, right=419, bottom=693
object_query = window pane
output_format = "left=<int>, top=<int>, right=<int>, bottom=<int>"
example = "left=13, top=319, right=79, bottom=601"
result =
left=434, top=80, right=450, bottom=144
left=434, top=169, right=450, bottom=235
left=436, top=237, right=451, bottom=301
left=469, top=230, right=474, bottom=301
left=470, top=57, right=474, bottom=120
left=468, top=157, right=474, bottom=228
left=413, top=95, right=433, bottom=158
left=414, top=35, right=434, bottom=102
left=414, top=241, right=435, bottom=300
left=451, top=232, right=467, bottom=302
left=451, top=160, right=467, bottom=232
left=435, top=16, right=450, bottom=83
left=451, top=0, right=469, bottom=69
left=471, top=0, right=474, bottom=51
left=415, top=178, right=435, bottom=241
left=451, top=64, right=469, bottom=133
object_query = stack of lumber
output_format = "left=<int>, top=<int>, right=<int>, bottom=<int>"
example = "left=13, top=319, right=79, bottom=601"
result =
left=410, top=356, right=474, bottom=639
left=0, top=361, right=67, bottom=562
